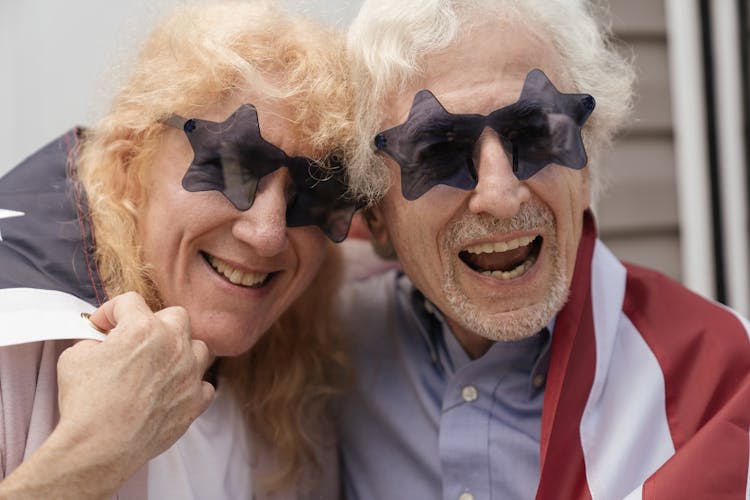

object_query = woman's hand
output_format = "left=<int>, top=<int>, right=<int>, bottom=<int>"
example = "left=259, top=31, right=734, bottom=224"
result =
left=0, top=292, right=215, bottom=500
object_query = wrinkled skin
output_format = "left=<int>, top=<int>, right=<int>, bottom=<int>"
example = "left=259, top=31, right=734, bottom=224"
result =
left=368, top=22, right=590, bottom=358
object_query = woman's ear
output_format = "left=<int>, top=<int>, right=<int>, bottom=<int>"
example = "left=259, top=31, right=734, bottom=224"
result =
left=363, top=206, right=397, bottom=260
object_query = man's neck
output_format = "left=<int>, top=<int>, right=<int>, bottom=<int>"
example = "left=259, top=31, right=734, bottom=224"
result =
left=446, top=319, right=494, bottom=359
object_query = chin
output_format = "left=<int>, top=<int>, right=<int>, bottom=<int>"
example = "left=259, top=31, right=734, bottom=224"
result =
left=444, top=278, right=569, bottom=342
left=193, top=320, right=264, bottom=357
left=452, top=302, right=554, bottom=342
left=207, top=335, right=261, bottom=357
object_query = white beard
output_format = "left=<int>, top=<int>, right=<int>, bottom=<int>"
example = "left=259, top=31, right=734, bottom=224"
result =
left=440, top=200, right=569, bottom=342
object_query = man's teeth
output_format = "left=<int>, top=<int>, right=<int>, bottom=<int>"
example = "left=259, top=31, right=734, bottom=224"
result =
left=461, top=235, right=538, bottom=281
left=480, top=254, right=537, bottom=280
left=207, top=255, right=268, bottom=287
left=464, top=235, right=534, bottom=254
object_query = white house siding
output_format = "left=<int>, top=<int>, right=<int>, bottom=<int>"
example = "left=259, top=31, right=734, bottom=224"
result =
left=597, top=0, right=682, bottom=280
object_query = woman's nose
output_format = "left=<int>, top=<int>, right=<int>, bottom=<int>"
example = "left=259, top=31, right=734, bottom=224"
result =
left=467, top=129, right=531, bottom=217
left=231, top=169, right=289, bottom=256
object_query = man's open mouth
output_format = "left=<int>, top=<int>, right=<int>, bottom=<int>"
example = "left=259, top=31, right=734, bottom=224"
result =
left=459, top=235, right=543, bottom=280
left=201, top=252, right=272, bottom=288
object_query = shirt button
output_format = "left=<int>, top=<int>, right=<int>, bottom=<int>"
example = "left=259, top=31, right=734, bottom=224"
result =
left=459, top=493, right=474, bottom=500
left=533, top=373, right=546, bottom=389
left=461, top=385, right=478, bottom=402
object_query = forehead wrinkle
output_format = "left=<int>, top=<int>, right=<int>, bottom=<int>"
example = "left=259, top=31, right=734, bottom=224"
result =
left=209, top=88, right=309, bottom=160
left=380, top=22, right=564, bottom=131
left=420, top=21, right=560, bottom=114
left=251, top=103, right=309, bottom=159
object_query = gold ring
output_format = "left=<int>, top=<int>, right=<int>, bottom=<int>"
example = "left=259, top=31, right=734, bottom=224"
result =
left=80, top=312, right=110, bottom=335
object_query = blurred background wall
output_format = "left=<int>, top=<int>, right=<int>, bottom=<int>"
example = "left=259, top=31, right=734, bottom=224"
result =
left=598, top=0, right=749, bottom=316
left=0, top=0, right=360, bottom=170
left=1, top=0, right=748, bottom=314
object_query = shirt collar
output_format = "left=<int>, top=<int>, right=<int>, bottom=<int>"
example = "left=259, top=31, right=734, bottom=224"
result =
left=403, top=276, right=552, bottom=399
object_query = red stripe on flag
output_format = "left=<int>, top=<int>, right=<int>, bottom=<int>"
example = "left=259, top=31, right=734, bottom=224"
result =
left=624, top=264, right=750, bottom=499
left=536, top=211, right=597, bottom=500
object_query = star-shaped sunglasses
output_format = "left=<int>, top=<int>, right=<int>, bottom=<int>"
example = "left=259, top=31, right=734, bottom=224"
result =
left=373, top=68, right=596, bottom=200
left=164, top=104, right=359, bottom=242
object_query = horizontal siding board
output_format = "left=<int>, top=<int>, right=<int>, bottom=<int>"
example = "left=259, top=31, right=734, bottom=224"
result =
left=601, top=233, right=682, bottom=280
left=599, top=0, right=680, bottom=281
left=610, top=0, right=666, bottom=36
left=596, top=136, right=678, bottom=231
left=626, top=40, right=672, bottom=133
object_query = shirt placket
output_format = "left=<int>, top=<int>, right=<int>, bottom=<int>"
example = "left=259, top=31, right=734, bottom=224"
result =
left=438, top=363, right=496, bottom=500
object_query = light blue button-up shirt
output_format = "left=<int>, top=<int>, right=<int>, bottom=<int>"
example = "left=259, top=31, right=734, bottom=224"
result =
left=337, top=270, right=551, bottom=500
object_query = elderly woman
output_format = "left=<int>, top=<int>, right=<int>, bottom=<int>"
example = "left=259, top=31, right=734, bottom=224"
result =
left=0, top=2, right=355, bottom=499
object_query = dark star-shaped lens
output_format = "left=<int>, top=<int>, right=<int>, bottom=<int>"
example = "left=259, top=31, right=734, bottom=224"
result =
left=164, top=104, right=360, bottom=242
left=374, top=68, right=595, bottom=200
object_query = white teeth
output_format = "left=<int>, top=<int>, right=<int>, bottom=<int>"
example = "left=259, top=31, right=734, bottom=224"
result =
left=465, top=235, right=535, bottom=255
left=207, top=255, right=268, bottom=287
left=228, top=269, right=244, bottom=285
left=241, top=273, right=263, bottom=287
left=480, top=254, right=537, bottom=281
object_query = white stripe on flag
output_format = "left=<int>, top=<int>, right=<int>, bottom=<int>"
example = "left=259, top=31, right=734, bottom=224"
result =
left=580, top=241, right=675, bottom=499
left=0, top=287, right=105, bottom=346
left=622, top=484, right=643, bottom=500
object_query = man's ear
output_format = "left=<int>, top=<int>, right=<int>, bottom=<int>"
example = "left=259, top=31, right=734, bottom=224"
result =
left=363, top=206, right=397, bottom=260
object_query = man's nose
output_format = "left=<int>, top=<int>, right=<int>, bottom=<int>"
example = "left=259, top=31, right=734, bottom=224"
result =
left=231, top=169, right=289, bottom=256
left=467, top=129, right=531, bottom=217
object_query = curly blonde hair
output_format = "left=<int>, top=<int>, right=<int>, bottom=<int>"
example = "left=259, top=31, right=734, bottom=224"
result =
left=77, top=0, right=350, bottom=490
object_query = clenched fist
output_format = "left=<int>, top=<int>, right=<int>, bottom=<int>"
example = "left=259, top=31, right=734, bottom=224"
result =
left=0, top=292, right=215, bottom=500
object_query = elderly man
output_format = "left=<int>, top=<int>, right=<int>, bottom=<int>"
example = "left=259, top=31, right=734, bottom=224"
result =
left=337, top=0, right=750, bottom=499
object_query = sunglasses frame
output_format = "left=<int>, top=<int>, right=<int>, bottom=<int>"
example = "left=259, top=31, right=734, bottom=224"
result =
left=163, top=104, right=359, bottom=242
left=373, top=68, right=596, bottom=201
